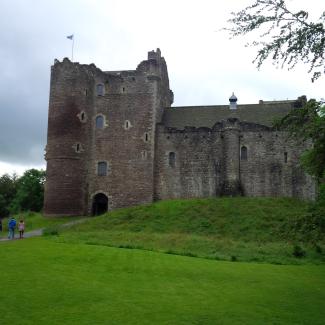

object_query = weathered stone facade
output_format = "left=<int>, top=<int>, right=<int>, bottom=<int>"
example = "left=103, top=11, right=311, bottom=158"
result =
left=44, top=49, right=315, bottom=216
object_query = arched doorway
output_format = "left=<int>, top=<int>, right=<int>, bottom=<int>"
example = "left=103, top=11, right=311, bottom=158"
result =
left=92, top=193, right=108, bottom=215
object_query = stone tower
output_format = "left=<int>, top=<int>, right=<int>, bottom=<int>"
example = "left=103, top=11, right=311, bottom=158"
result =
left=44, top=49, right=173, bottom=216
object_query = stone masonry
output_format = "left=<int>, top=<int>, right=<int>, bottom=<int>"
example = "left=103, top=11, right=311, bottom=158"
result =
left=43, top=49, right=315, bottom=216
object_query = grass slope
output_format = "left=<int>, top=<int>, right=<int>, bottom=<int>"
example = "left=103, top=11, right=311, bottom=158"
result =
left=54, top=197, right=325, bottom=264
left=1, top=238, right=325, bottom=325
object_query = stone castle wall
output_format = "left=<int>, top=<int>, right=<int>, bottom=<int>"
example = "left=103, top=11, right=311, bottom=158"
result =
left=155, top=121, right=315, bottom=201
left=44, top=50, right=315, bottom=217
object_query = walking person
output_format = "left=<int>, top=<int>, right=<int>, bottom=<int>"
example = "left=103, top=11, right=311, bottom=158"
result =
left=18, top=219, right=25, bottom=239
left=8, top=217, right=17, bottom=240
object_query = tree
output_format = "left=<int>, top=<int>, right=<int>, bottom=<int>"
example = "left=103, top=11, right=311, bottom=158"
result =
left=225, top=0, right=325, bottom=183
left=0, top=173, right=18, bottom=217
left=10, top=169, right=46, bottom=213
left=225, top=0, right=325, bottom=81
left=275, top=99, right=325, bottom=180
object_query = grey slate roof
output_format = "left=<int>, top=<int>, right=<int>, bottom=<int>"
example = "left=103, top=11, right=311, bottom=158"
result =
left=162, top=102, right=296, bottom=129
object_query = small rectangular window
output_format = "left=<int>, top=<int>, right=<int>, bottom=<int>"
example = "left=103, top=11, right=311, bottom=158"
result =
left=96, top=115, right=104, bottom=129
left=98, top=161, right=107, bottom=176
left=169, top=152, right=176, bottom=168
left=241, top=146, right=247, bottom=160
left=96, top=84, right=104, bottom=96
left=284, top=152, right=288, bottom=163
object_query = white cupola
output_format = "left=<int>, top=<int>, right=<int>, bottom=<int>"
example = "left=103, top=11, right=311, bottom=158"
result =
left=229, top=92, right=238, bottom=110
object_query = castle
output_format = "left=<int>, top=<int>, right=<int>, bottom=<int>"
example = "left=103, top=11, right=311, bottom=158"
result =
left=44, top=49, right=315, bottom=216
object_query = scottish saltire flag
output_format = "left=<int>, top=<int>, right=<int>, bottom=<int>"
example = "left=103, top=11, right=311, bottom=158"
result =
left=66, top=34, right=74, bottom=40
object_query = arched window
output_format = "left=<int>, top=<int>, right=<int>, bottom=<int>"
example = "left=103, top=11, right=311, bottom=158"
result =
left=169, top=152, right=176, bottom=168
left=241, top=146, right=247, bottom=161
left=96, top=115, right=104, bottom=129
left=96, top=84, right=104, bottom=96
left=97, top=161, right=107, bottom=176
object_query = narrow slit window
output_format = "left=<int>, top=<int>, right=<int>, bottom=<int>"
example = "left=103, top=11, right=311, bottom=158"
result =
left=96, top=115, right=104, bottom=129
left=81, top=112, right=85, bottom=121
left=97, top=162, right=107, bottom=176
left=284, top=152, right=288, bottom=163
left=241, top=146, right=247, bottom=161
left=145, top=133, right=149, bottom=142
left=169, top=152, right=176, bottom=168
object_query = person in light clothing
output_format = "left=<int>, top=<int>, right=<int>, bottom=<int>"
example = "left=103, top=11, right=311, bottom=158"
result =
left=18, top=219, right=25, bottom=239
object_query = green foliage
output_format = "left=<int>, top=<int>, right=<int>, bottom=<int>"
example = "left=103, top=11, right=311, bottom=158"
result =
left=1, top=239, right=325, bottom=324
left=292, top=244, right=306, bottom=258
left=0, top=173, right=18, bottom=217
left=9, top=169, right=45, bottom=214
left=225, top=0, right=325, bottom=81
left=276, top=99, right=325, bottom=179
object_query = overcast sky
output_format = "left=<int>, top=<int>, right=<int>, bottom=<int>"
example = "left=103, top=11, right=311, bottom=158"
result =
left=0, top=0, right=324, bottom=175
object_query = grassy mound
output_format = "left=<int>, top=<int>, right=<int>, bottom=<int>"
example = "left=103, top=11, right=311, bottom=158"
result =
left=53, top=197, right=325, bottom=264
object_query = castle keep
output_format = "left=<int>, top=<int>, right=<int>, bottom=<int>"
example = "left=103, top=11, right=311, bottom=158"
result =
left=44, top=49, right=315, bottom=216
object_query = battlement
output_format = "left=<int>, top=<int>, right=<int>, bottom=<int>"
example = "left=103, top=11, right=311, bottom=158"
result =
left=148, top=48, right=161, bottom=61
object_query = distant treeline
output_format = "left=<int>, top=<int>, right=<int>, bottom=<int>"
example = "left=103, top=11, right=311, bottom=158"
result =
left=0, top=169, right=45, bottom=218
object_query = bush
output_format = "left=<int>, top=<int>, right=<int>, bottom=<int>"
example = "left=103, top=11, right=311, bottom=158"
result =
left=43, top=226, right=60, bottom=236
left=314, top=244, right=323, bottom=254
left=292, top=245, right=306, bottom=258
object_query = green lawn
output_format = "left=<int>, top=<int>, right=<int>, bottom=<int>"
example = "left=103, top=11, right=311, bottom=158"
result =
left=0, top=238, right=324, bottom=325
left=54, top=197, right=325, bottom=264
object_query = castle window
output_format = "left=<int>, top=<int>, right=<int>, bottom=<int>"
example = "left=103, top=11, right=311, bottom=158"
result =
left=284, top=152, right=288, bottom=163
left=96, top=84, right=104, bottom=96
left=169, top=152, right=176, bottom=168
left=78, top=111, right=87, bottom=123
left=144, top=133, right=149, bottom=142
left=124, top=120, right=131, bottom=130
left=74, top=143, right=83, bottom=153
left=97, top=161, right=107, bottom=176
left=96, top=115, right=104, bottom=129
left=85, top=89, right=88, bottom=96
left=241, top=146, right=247, bottom=161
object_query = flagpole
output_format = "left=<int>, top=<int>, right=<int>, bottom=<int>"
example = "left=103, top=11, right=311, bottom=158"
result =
left=72, top=36, right=74, bottom=62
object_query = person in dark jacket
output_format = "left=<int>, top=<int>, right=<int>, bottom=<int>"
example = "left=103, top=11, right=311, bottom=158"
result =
left=8, top=217, right=16, bottom=239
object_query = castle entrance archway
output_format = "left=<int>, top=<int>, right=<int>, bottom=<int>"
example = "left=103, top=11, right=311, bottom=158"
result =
left=92, top=193, right=108, bottom=215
